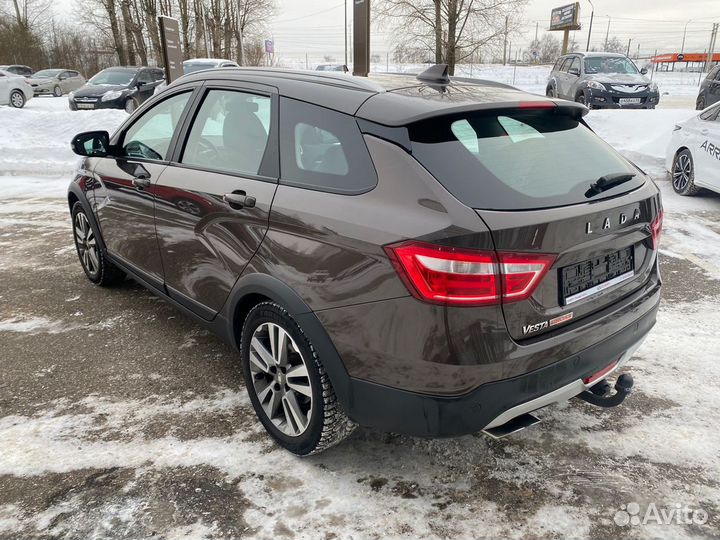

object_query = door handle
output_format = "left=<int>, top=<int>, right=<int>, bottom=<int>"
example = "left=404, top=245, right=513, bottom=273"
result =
left=132, top=173, right=151, bottom=189
left=224, top=191, right=256, bottom=209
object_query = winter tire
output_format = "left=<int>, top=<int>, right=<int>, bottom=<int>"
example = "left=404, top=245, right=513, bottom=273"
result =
left=671, top=149, right=700, bottom=196
left=240, top=302, right=355, bottom=455
left=9, top=90, right=25, bottom=108
left=71, top=202, right=125, bottom=285
left=53, top=85, right=62, bottom=97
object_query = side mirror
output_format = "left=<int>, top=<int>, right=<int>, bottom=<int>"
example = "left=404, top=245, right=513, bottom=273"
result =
left=71, top=130, right=111, bottom=157
left=568, top=67, right=580, bottom=76
left=640, top=68, right=648, bottom=75
left=137, top=80, right=147, bottom=87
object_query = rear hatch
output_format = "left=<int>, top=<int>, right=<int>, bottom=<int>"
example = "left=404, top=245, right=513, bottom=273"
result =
left=408, top=104, right=662, bottom=340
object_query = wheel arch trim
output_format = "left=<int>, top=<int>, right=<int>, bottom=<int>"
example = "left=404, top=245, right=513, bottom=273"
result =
left=223, top=273, right=352, bottom=411
left=67, top=183, right=106, bottom=252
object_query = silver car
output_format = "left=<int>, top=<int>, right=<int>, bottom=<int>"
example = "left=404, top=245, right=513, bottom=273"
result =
left=27, top=69, right=86, bottom=97
left=0, top=69, right=33, bottom=108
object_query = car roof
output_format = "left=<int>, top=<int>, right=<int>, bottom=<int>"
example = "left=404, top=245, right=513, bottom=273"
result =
left=184, top=58, right=234, bottom=63
left=102, top=66, right=144, bottom=72
left=562, top=52, right=627, bottom=58
left=174, top=66, right=573, bottom=126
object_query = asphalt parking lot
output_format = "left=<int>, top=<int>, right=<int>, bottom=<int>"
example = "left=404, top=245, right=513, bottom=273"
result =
left=1, top=100, right=720, bottom=539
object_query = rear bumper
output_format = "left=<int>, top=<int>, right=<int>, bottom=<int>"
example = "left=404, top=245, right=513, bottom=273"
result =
left=342, top=285, right=659, bottom=437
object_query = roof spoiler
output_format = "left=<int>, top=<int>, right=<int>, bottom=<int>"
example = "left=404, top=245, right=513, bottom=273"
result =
left=417, top=64, right=450, bottom=85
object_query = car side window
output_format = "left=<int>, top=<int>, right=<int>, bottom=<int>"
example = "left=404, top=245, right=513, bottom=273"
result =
left=552, top=58, right=564, bottom=72
left=569, top=57, right=581, bottom=73
left=559, top=58, right=572, bottom=72
left=181, top=89, right=271, bottom=176
left=137, top=71, right=153, bottom=84
left=279, top=97, right=377, bottom=194
left=122, top=91, right=192, bottom=160
left=700, top=105, right=720, bottom=121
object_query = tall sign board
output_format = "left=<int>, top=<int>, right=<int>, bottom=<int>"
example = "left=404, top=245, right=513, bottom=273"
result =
left=549, top=3, right=581, bottom=55
left=353, top=0, right=370, bottom=77
left=158, top=16, right=184, bottom=84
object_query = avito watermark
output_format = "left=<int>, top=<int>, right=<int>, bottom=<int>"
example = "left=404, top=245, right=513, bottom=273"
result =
left=614, top=501, right=708, bottom=527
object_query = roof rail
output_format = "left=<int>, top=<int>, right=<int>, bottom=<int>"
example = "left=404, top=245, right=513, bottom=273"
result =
left=416, top=64, right=450, bottom=84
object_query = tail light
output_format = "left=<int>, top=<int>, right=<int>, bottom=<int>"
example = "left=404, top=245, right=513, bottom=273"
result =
left=384, top=241, right=555, bottom=307
left=650, top=209, right=663, bottom=249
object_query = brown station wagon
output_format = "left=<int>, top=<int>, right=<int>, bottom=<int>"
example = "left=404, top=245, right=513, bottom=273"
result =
left=69, top=65, right=663, bottom=455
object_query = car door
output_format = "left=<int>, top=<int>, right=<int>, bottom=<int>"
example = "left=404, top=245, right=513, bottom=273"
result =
left=135, top=69, right=156, bottom=104
left=152, top=82, right=279, bottom=318
left=708, top=68, right=720, bottom=107
left=0, top=72, right=9, bottom=105
left=59, top=71, right=73, bottom=93
left=556, top=57, right=572, bottom=99
left=694, top=106, right=720, bottom=190
left=566, top=56, right=581, bottom=98
left=93, top=87, right=197, bottom=288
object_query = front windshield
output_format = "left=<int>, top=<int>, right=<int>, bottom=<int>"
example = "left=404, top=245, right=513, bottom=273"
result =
left=89, top=70, right=135, bottom=86
left=584, top=56, right=639, bottom=75
left=33, top=69, right=62, bottom=78
left=183, top=63, right=216, bottom=74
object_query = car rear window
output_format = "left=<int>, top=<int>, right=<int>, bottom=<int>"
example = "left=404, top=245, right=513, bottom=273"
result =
left=409, top=109, right=643, bottom=210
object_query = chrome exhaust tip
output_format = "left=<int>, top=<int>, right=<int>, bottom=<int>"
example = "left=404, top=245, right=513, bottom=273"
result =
left=482, top=412, right=541, bottom=439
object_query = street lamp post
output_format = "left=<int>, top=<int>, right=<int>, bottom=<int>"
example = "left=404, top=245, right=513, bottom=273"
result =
left=344, top=0, right=348, bottom=68
left=585, top=0, right=595, bottom=51
left=681, top=19, right=692, bottom=55
left=604, top=16, right=611, bottom=51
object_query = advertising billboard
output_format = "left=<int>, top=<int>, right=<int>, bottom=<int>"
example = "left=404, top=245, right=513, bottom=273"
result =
left=550, top=3, right=581, bottom=31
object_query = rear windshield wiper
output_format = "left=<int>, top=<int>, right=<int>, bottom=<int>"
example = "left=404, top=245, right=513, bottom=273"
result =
left=585, top=173, right=636, bottom=198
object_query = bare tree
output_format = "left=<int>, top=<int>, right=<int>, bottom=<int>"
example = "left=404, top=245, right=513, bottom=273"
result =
left=527, top=33, right=561, bottom=64
left=234, top=0, right=274, bottom=66
left=377, top=0, right=528, bottom=75
left=604, top=36, right=625, bottom=54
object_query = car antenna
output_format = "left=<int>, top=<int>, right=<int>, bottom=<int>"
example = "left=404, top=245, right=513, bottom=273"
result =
left=416, top=64, right=450, bottom=85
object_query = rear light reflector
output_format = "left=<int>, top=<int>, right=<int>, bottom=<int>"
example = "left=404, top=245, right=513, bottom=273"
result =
left=583, top=360, right=618, bottom=385
left=384, top=241, right=555, bottom=307
left=518, top=100, right=556, bottom=109
left=650, top=209, right=663, bottom=249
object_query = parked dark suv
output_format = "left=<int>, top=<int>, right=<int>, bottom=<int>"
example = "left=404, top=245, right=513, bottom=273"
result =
left=696, top=65, right=720, bottom=110
left=69, top=66, right=164, bottom=112
left=547, top=52, right=659, bottom=109
left=68, top=65, right=662, bottom=455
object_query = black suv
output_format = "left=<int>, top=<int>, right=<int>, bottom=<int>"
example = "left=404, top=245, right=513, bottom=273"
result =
left=68, top=65, right=662, bottom=455
left=69, top=66, right=164, bottom=112
left=697, top=65, right=720, bottom=110
left=547, top=52, right=659, bottom=109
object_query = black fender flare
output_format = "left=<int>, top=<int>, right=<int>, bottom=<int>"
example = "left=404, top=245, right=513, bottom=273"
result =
left=67, top=182, right=106, bottom=252
left=223, top=273, right=352, bottom=412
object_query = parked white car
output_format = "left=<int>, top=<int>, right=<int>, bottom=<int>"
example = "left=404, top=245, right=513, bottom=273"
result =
left=666, top=102, right=720, bottom=196
left=0, top=69, right=33, bottom=108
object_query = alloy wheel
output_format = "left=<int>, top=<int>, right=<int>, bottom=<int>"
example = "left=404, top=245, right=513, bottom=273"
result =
left=53, top=86, right=62, bottom=97
left=74, top=212, right=99, bottom=275
left=125, top=99, right=136, bottom=113
left=673, top=153, right=692, bottom=191
left=10, top=91, right=24, bottom=108
left=248, top=322, right=314, bottom=437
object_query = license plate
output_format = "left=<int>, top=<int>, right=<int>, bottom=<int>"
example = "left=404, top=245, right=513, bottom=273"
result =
left=560, top=247, right=635, bottom=305
left=619, top=98, right=641, bottom=105
left=76, top=103, right=95, bottom=109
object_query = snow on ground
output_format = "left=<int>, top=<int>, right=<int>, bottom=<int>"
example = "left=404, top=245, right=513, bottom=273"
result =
left=585, top=108, right=698, bottom=176
left=1, top=78, right=720, bottom=540
left=0, top=97, right=127, bottom=197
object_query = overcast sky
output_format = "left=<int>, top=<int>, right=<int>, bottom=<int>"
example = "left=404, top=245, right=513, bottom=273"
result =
left=269, top=0, right=720, bottom=60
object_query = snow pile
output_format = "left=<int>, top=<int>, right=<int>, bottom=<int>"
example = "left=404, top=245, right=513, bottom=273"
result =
left=0, top=98, right=127, bottom=196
